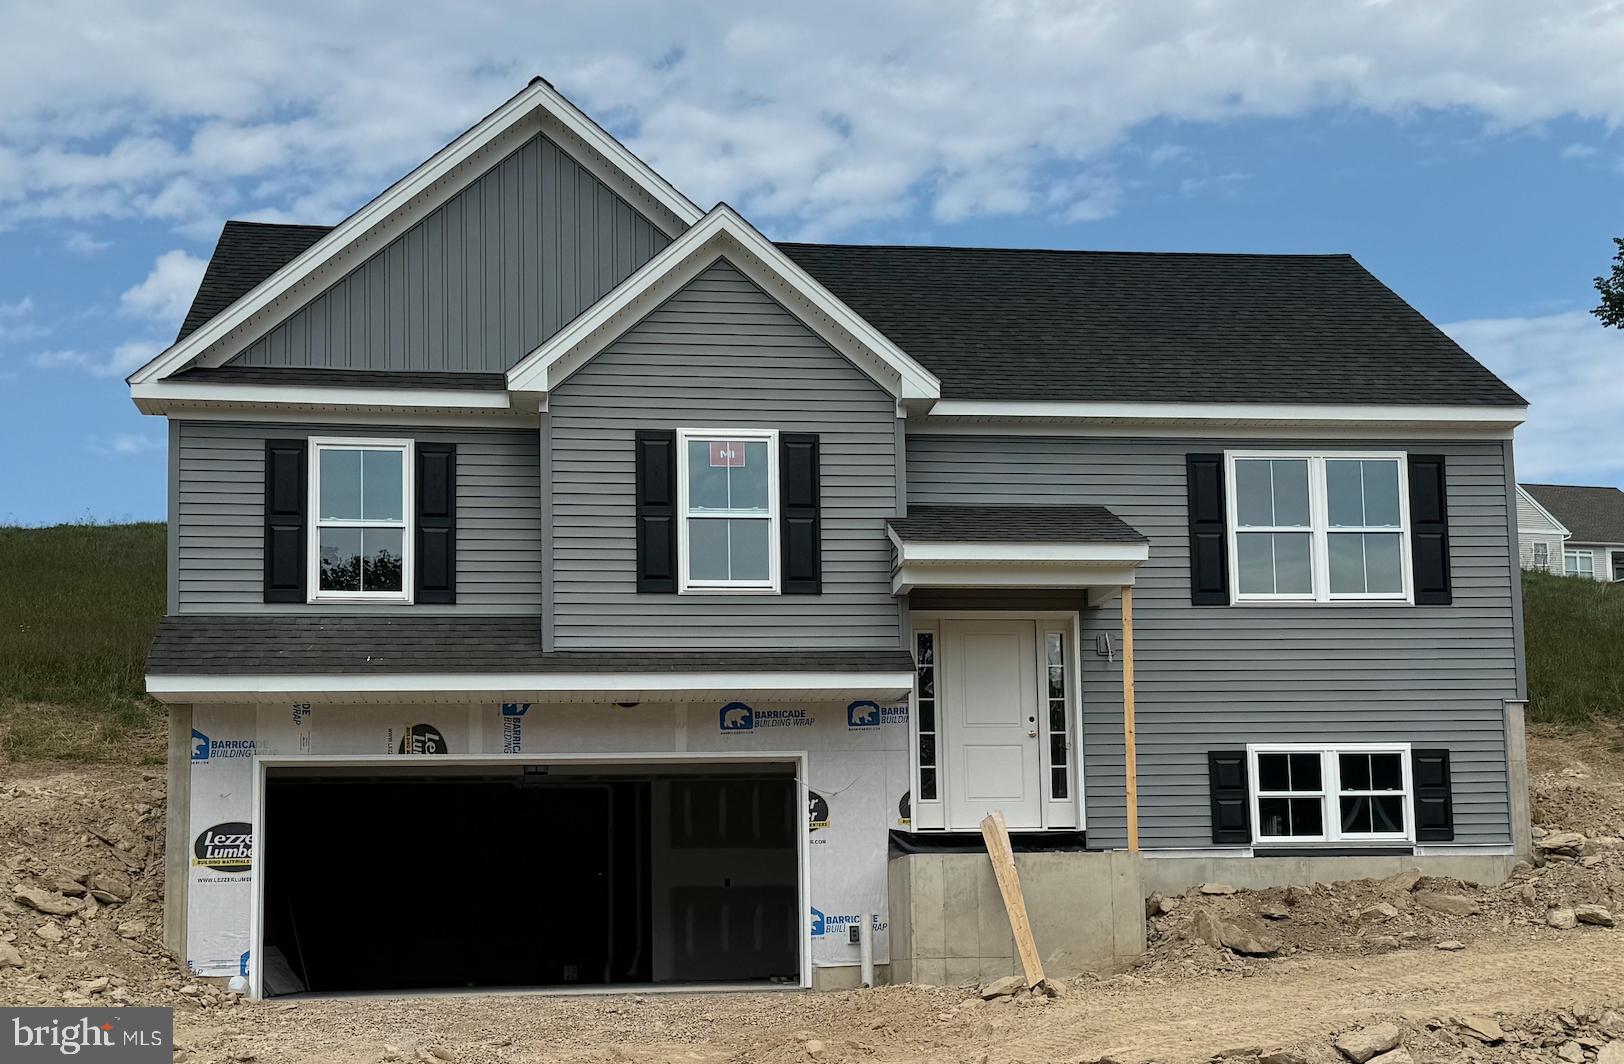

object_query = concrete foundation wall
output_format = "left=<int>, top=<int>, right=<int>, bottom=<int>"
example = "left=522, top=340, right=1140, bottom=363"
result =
left=888, top=851, right=1144, bottom=984
left=1140, top=852, right=1518, bottom=896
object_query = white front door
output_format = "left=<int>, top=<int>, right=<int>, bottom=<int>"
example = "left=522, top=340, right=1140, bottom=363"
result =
left=941, top=618, right=1043, bottom=830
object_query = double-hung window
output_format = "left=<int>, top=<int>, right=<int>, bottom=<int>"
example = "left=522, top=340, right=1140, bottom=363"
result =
left=1565, top=548, right=1594, bottom=578
left=1250, top=744, right=1412, bottom=843
left=1228, top=452, right=1410, bottom=603
left=309, top=438, right=413, bottom=602
left=1531, top=542, right=1550, bottom=570
left=676, top=428, right=779, bottom=593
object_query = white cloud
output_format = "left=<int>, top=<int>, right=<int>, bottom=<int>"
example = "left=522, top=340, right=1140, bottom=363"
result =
left=31, top=339, right=162, bottom=378
left=1561, top=142, right=1599, bottom=160
left=0, top=295, right=49, bottom=344
left=62, top=231, right=112, bottom=256
left=1442, top=310, right=1624, bottom=486
left=85, top=432, right=165, bottom=457
left=120, top=250, right=207, bottom=326
left=0, top=3, right=1623, bottom=237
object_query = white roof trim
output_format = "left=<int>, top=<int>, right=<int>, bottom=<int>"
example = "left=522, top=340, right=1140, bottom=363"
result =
left=506, top=204, right=941, bottom=402
left=886, top=528, right=1147, bottom=595
left=129, top=380, right=524, bottom=422
left=918, top=400, right=1528, bottom=429
left=128, top=78, right=703, bottom=388
left=1515, top=485, right=1572, bottom=538
left=145, top=669, right=917, bottom=705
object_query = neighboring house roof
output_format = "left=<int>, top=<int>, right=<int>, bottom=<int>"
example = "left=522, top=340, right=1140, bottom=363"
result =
left=171, top=223, right=1523, bottom=407
left=1514, top=484, right=1570, bottom=537
left=1522, top=483, right=1624, bottom=545
left=146, top=616, right=915, bottom=675
left=888, top=505, right=1147, bottom=543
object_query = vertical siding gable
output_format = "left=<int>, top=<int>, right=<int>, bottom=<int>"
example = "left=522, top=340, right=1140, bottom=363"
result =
left=906, top=435, right=1518, bottom=849
left=174, top=421, right=541, bottom=613
left=229, top=133, right=671, bottom=374
left=548, top=260, right=901, bottom=649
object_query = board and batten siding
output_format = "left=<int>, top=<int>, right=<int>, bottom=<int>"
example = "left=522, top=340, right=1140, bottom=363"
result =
left=174, top=421, right=541, bottom=612
left=227, top=133, right=669, bottom=373
left=547, top=259, right=901, bottom=649
left=906, top=435, right=1519, bottom=850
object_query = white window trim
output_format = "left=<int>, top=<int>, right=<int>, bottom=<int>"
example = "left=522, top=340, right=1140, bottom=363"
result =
left=1225, top=451, right=1413, bottom=605
left=1248, top=742, right=1414, bottom=845
left=675, top=427, right=781, bottom=594
left=1532, top=541, right=1550, bottom=569
left=1564, top=548, right=1594, bottom=577
left=307, top=437, right=415, bottom=604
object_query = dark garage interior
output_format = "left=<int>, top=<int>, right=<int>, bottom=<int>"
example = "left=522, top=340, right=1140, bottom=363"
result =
left=261, top=764, right=800, bottom=995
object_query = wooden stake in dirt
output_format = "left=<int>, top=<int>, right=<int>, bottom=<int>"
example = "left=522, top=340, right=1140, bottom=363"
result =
left=980, top=809, right=1046, bottom=989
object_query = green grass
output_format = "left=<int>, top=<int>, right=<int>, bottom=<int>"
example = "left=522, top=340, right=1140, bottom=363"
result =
left=0, top=522, right=167, bottom=764
left=1523, top=569, right=1624, bottom=726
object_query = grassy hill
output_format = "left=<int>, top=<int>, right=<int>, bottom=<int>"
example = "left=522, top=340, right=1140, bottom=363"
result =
left=0, top=523, right=1618, bottom=763
left=0, top=522, right=166, bottom=763
left=1522, top=569, right=1624, bottom=725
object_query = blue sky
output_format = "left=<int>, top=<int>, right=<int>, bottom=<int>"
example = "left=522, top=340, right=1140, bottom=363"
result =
left=4, top=2, right=1624, bottom=524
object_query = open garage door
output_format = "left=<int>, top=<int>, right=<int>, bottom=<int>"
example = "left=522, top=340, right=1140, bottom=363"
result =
left=259, top=762, right=801, bottom=995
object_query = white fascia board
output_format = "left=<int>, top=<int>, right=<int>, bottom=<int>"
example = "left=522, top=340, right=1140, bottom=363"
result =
left=506, top=204, right=941, bottom=403
left=920, top=400, right=1528, bottom=431
left=1515, top=486, right=1572, bottom=538
left=894, top=539, right=1150, bottom=564
left=892, top=562, right=1141, bottom=595
left=130, top=380, right=514, bottom=413
left=128, top=79, right=703, bottom=389
left=145, top=669, right=917, bottom=704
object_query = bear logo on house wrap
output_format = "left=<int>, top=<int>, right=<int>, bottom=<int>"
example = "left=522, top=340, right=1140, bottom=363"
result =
left=720, top=702, right=754, bottom=731
left=847, top=700, right=881, bottom=729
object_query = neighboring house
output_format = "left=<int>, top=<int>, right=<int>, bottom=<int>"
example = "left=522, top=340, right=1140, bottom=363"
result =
left=129, top=78, right=1533, bottom=998
left=1521, top=483, right=1624, bottom=582
left=1514, top=485, right=1570, bottom=574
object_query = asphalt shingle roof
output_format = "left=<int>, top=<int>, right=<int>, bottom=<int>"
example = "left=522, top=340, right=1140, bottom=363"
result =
left=889, top=505, right=1146, bottom=543
left=172, top=222, right=1525, bottom=407
left=146, top=616, right=915, bottom=675
left=176, top=221, right=330, bottom=342
left=1522, top=484, right=1624, bottom=545
left=778, top=243, right=1523, bottom=406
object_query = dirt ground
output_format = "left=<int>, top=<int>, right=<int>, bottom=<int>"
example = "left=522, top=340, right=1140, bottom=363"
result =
left=1, top=726, right=1622, bottom=1064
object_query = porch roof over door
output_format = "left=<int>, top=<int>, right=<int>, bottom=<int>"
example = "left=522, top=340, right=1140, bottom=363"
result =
left=886, top=505, right=1150, bottom=595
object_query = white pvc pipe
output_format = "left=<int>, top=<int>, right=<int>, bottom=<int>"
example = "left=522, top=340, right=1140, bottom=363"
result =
left=859, top=914, right=875, bottom=987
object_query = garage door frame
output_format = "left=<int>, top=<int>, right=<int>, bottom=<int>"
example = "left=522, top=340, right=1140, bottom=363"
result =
left=248, top=750, right=813, bottom=999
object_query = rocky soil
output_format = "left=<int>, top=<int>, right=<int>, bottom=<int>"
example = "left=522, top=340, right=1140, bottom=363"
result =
left=0, top=727, right=1620, bottom=1063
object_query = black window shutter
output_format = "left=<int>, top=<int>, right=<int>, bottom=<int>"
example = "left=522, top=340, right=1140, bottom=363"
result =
left=636, top=430, right=678, bottom=593
left=1412, top=748, right=1455, bottom=841
left=1208, top=750, right=1251, bottom=844
left=263, top=439, right=307, bottom=603
left=415, top=443, right=456, bottom=604
left=1408, top=454, right=1452, bottom=605
left=1187, top=453, right=1229, bottom=606
left=780, top=433, right=822, bottom=595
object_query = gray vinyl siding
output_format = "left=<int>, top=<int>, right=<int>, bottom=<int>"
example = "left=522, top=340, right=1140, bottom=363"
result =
left=228, top=133, right=669, bottom=373
left=548, top=259, right=901, bottom=649
left=174, top=421, right=541, bottom=613
left=906, top=435, right=1519, bottom=850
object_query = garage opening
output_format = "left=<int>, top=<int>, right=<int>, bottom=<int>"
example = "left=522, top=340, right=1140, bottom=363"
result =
left=260, top=762, right=800, bottom=995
